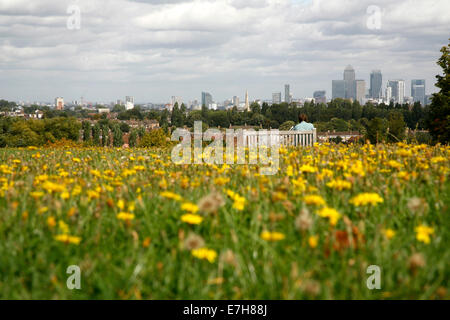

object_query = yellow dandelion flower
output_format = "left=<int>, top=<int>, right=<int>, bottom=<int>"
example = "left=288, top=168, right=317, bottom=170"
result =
left=191, top=248, right=217, bottom=263
left=54, top=234, right=81, bottom=245
left=317, top=207, right=341, bottom=226
left=383, top=229, right=396, bottom=240
left=308, top=235, right=319, bottom=248
left=349, top=193, right=384, bottom=206
left=181, top=202, right=199, bottom=214
left=260, top=231, right=285, bottom=242
left=117, top=212, right=135, bottom=221
left=160, top=191, right=183, bottom=202
left=181, top=214, right=203, bottom=225
left=303, top=195, right=326, bottom=206
left=415, top=225, right=434, bottom=244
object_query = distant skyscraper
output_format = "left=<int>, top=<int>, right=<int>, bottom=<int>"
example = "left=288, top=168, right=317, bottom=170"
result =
left=55, top=97, right=64, bottom=110
left=232, top=96, right=240, bottom=107
left=385, top=86, right=392, bottom=103
left=411, top=79, right=426, bottom=106
left=272, top=92, right=282, bottom=104
left=245, top=90, right=250, bottom=111
left=313, top=91, right=326, bottom=104
left=355, top=80, right=366, bottom=104
left=332, top=80, right=346, bottom=99
left=125, top=96, right=134, bottom=110
left=201, top=92, right=213, bottom=108
left=387, top=80, right=405, bottom=104
left=343, top=65, right=356, bottom=100
left=370, top=70, right=383, bottom=99
left=285, top=84, right=291, bottom=103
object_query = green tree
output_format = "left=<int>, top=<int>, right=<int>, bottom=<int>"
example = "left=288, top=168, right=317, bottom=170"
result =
left=92, top=123, right=101, bottom=146
left=82, top=121, right=91, bottom=142
left=387, top=111, right=406, bottom=142
left=129, top=129, right=138, bottom=147
left=428, top=39, right=450, bottom=143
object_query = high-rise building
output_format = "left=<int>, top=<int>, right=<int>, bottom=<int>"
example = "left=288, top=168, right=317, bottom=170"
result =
left=245, top=90, right=250, bottom=111
left=370, top=70, right=383, bottom=99
left=55, top=97, right=64, bottom=110
left=313, top=91, right=327, bottom=104
left=232, top=96, right=240, bottom=107
left=355, top=80, right=366, bottom=104
left=332, top=80, right=346, bottom=99
left=387, top=80, right=405, bottom=104
left=201, top=92, right=213, bottom=108
left=344, top=65, right=356, bottom=100
left=285, top=84, right=291, bottom=104
left=411, top=79, right=426, bottom=106
left=125, top=96, right=134, bottom=110
left=272, top=92, right=282, bottom=104
left=171, top=96, right=183, bottom=107
left=385, top=86, right=392, bottom=103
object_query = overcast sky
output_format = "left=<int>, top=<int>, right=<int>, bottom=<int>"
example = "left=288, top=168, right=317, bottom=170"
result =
left=0, top=0, right=449, bottom=104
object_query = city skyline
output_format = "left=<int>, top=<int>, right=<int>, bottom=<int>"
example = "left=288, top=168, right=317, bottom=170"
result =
left=1, top=0, right=448, bottom=103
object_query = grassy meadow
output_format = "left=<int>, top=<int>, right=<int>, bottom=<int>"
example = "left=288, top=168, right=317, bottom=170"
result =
left=0, top=142, right=448, bottom=299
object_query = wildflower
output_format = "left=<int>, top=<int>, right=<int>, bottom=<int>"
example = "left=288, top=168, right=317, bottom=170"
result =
left=197, top=192, right=225, bottom=214
left=415, top=225, right=434, bottom=244
left=59, top=220, right=69, bottom=234
left=271, top=191, right=287, bottom=202
left=47, top=216, right=56, bottom=228
left=160, top=191, right=183, bottom=202
left=142, top=237, right=151, bottom=248
left=326, top=179, right=352, bottom=191
left=117, top=199, right=125, bottom=210
left=191, top=248, right=217, bottom=263
left=38, top=206, right=48, bottom=215
left=260, top=231, right=285, bottom=242
left=349, top=193, right=384, bottom=206
left=317, top=207, right=341, bottom=226
left=383, top=228, right=396, bottom=240
left=308, top=235, right=319, bottom=248
left=30, top=191, right=44, bottom=200
left=184, top=233, right=205, bottom=250
left=181, top=202, right=199, bottom=214
left=54, top=234, right=81, bottom=245
left=407, top=197, right=427, bottom=214
left=213, top=177, right=230, bottom=186
left=303, top=195, right=325, bottom=206
left=181, top=214, right=203, bottom=225
left=299, top=164, right=317, bottom=173
left=117, top=212, right=135, bottom=221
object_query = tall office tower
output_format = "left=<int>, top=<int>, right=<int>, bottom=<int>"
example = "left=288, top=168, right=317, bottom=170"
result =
left=201, top=92, right=213, bottom=108
left=370, top=70, right=383, bottom=99
left=385, top=86, right=392, bottom=103
left=232, top=96, right=240, bottom=107
left=343, top=65, right=356, bottom=100
left=313, top=91, right=327, bottom=104
left=387, top=80, right=405, bottom=104
left=285, top=84, right=291, bottom=103
left=355, top=80, right=366, bottom=104
left=245, top=90, right=250, bottom=111
left=125, top=96, right=135, bottom=110
left=332, top=80, right=346, bottom=99
left=55, top=97, right=64, bottom=110
left=272, top=92, right=282, bottom=104
left=411, top=79, right=426, bottom=106
left=171, top=96, right=183, bottom=107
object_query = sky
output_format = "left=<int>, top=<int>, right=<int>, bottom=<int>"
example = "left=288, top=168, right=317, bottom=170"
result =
left=0, top=0, right=449, bottom=104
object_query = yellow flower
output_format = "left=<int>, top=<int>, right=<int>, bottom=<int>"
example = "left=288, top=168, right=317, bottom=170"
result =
left=326, top=179, right=352, bottom=191
left=308, top=235, right=319, bottom=248
left=299, top=164, right=317, bottom=173
left=181, top=214, right=203, bottom=225
left=117, top=199, right=125, bottom=210
left=181, top=202, right=199, bottom=214
left=213, top=177, right=230, bottom=186
left=303, top=195, right=325, bottom=206
left=383, top=228, right=396, bottom=240
left=38, top=206, right=48, bottom=215
left=317, top=207, right=341, bottom=226
left=191, top=248, right=217, bottom=263
left=260, top=231, right=285, bottom=242
left=415, top=225, right=434, bottom=244
left=54, top=234, right=81, bottom=245
left=160, top=191, right=183, bottom=202
left=30, top=191, right=44, bottom=200
left=47, top=216, right=56, bottom=228
left=59, top=220, right=69, bottom=234
left=117, top=212, right=135, bottom=221
left=349, top=193, right=384, bottom=206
